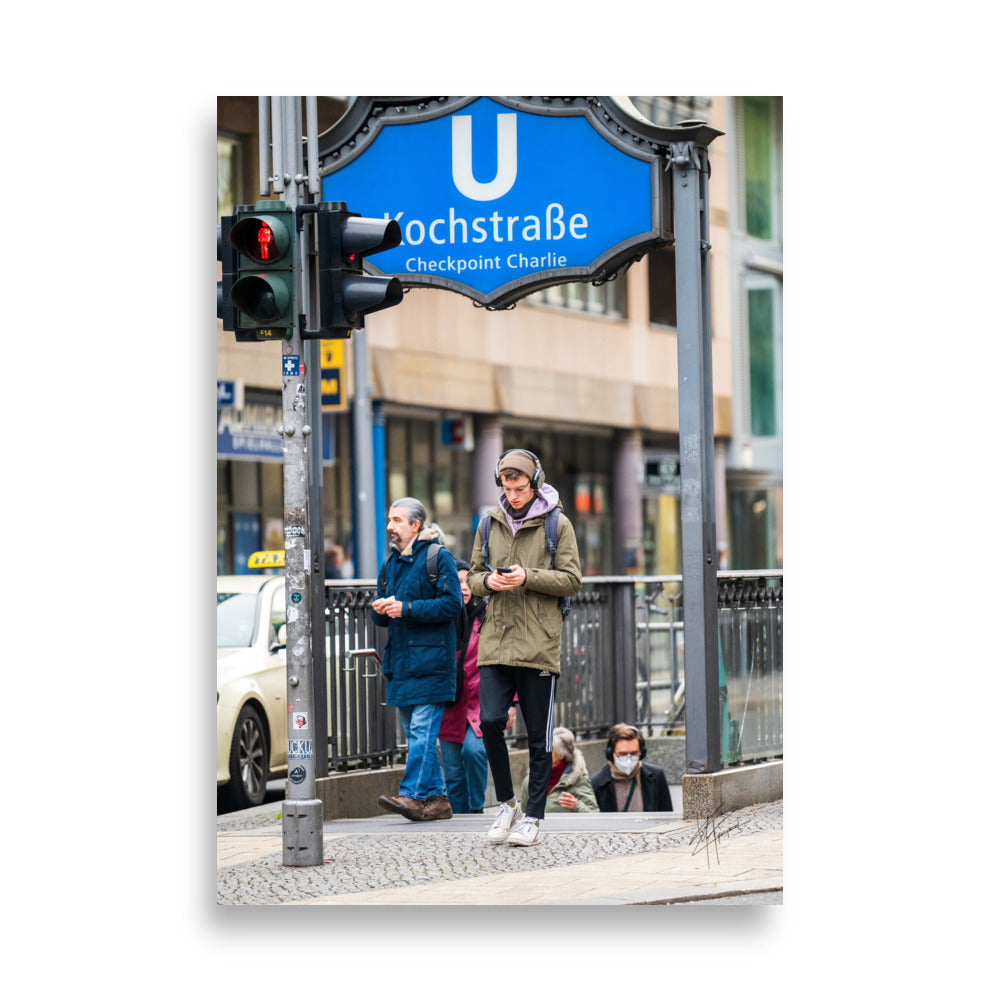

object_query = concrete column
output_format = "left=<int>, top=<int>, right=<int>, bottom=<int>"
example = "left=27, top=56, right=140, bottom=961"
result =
left=473, top=417, right=504, bottom=517
left=714, top=441, right=729, bottom=569
left=613, top=429, right=644, bottom=574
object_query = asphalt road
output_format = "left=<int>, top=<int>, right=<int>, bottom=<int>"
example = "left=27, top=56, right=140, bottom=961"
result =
left=216, top=778, right=285, bottom=816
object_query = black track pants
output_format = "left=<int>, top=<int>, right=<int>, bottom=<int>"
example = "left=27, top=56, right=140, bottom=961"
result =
left=478, top=664, right=557, bottom=820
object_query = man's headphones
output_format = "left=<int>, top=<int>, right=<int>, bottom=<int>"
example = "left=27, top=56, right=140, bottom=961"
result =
left=605, top=724, right=647, bottom=760
left=494, top=448, right=545, bottom=489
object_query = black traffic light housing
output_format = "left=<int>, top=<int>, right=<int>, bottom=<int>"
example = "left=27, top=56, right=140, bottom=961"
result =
left=227, top=201, right=298, bottom=340
left=217, top=214, right=239, bottom=335
left=306, top=202, right=402, bottom=339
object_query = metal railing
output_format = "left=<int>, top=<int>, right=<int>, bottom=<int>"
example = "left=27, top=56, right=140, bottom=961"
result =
left=717, top=573, right=783, bottom=763
left=318, top=571, right=782, bottom=773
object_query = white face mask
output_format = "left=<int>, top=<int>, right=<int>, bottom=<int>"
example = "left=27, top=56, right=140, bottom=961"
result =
left=614, top=754, right=640, bottom=776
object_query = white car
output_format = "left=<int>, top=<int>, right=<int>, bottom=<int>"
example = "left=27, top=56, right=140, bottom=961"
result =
left=217, top=575, right=288, bottom=809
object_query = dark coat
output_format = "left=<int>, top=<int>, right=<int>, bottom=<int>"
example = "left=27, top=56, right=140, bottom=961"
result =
left=370, top=534, right=463, bottom=707
left=590, top=761, right=673, bottom=812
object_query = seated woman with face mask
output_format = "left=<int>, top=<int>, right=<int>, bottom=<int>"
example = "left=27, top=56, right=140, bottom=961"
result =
left=518, top=726, right=599, bottom=813
left=590, top=723, right=674, bottom=813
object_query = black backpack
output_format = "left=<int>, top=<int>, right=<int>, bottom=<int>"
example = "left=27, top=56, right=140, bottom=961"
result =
left=480, top=509, right=571, bottom=620
left=378, top=542, right=443, bottom=594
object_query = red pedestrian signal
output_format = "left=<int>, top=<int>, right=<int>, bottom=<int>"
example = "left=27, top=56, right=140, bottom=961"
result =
left=228, top=202, right=297, bottom=337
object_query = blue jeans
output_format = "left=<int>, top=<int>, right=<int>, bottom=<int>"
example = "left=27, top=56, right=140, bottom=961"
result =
left=438, top=724, right=488, bottom=813
left=397, top=704, right=447, bottom=800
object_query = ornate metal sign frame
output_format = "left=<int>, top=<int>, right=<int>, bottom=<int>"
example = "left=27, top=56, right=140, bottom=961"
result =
left=316, top=96, right=722, bottom=309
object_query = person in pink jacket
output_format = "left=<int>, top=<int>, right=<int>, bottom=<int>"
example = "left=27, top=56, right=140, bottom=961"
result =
left=437, top=561, right=491, bottom=813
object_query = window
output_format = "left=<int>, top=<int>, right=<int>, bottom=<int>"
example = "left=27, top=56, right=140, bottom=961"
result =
left=648, top=246, right=677, bottom=327
left=627, top=96, right=712, bottom=127
left=217, top=134, right=242, bottom=221
left=383, top=414, right=476, bottom=557
left=746, top=274, right=782, bottom=439
left=728, top=481, right=782, bottom=570
left=739, top=97, right=781, bottom=242
left=527, top=276, right=626, bottom=318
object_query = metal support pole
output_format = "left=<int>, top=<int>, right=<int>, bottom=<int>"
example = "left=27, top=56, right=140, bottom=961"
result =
left=305, top=97, right=320, bottom=196
left=671, top=139, right=721, bottom=775
left=270, top=98, right=284, bottom=193
left=258, top=97, right=271, bottom=197
left=306, top=365, right=328, bottom=783
left=372, top=402, right=387, bottom=570
left=302, top=106, right=329, bottom=786
left=274, top=95, right=322, bottom=866
left=609, top=580, right=638, bottom=726
left=351, top=328, right=378, bottom=578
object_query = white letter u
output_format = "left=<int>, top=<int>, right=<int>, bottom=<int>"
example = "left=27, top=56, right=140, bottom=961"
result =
left=452, top=113, right=517, bottom=201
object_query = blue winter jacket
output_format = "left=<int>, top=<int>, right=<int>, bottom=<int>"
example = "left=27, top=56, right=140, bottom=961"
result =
left=370, top=531, right=463, bottom=707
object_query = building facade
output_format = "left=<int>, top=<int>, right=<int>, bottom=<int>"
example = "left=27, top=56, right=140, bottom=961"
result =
left=216, top=96, right=782, bottom=578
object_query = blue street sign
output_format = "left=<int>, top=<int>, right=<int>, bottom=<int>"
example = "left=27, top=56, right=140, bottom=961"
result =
left=320, top=97, right=670, bottom=307
left=282, top=355, right=300, bottom=377
left=217, top=380, right=236, bottom=407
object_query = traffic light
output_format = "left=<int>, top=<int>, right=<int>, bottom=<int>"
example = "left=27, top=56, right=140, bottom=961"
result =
left=228, top=201, right=298, bottom=340
left=217, top=215, right=238, bottom=334
left=310, top=202, right=403, bottom=339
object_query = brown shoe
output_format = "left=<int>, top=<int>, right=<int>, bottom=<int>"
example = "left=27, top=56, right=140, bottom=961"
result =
left=378, top=794, right=425, bottom=821
left=421, top=795, right=453, bottom=821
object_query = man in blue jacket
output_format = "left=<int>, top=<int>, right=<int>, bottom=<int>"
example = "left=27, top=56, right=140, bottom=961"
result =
left=372, top=497, right=463, bottom=822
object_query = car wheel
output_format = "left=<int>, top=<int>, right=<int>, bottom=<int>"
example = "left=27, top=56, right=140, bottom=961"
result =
left=227, top=703, right=269, bottom=809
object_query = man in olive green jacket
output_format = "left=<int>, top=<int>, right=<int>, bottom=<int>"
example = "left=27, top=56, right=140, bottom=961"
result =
left=468, top=448, right=582, bottom=846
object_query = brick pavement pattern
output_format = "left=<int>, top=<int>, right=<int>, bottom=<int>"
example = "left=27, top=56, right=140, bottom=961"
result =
left=217, top=799, right=782, bottom=906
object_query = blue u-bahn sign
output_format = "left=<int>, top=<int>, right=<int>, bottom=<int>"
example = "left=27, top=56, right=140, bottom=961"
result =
left=318, top=96, right=714, bottom=308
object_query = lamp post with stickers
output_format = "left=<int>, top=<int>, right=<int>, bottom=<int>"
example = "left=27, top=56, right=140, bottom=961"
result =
left=218, top=98, right=409, bottom=866
left=218, top=97, right=326, bottom=866
left=262, top=97, right=325, bottom=866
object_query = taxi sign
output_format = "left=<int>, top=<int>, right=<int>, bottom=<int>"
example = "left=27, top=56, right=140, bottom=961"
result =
left=248, top=550, right=285, bottom=569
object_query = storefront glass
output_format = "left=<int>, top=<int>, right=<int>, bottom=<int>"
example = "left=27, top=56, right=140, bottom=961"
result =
left=728, top=481, right=782, bottom=570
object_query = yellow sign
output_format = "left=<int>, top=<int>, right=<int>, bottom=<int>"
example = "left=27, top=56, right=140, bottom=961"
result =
left=321, top=340, right=346, bottom=412
left=248, top=550, right=285, bottom=569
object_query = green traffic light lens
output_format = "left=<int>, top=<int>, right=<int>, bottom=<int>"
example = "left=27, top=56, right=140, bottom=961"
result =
left=231, top=274, right=291, bottom=323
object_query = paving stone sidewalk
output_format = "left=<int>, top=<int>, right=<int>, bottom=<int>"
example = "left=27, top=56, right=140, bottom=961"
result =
left=217, top=799, right=782, bottom=906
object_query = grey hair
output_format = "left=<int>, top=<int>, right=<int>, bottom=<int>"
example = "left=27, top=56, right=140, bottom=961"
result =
left=551, top=726, right=575, bottom=762
left=388, top=497, right=427, bottom=530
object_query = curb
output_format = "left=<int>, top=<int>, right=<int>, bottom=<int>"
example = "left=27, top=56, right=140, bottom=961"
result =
left=542, top=876, right=784, bottom=905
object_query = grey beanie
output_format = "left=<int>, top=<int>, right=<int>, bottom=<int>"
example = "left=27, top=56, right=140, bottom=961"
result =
left=498, top=449, right=544, bottom=486
left=551, top=726, right=575, bottom=762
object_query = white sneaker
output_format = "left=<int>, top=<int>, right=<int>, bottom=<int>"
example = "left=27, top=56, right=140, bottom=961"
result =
left=486, top=800, right=524, bottom=844
left=506, top=817, right=542, bottom=847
